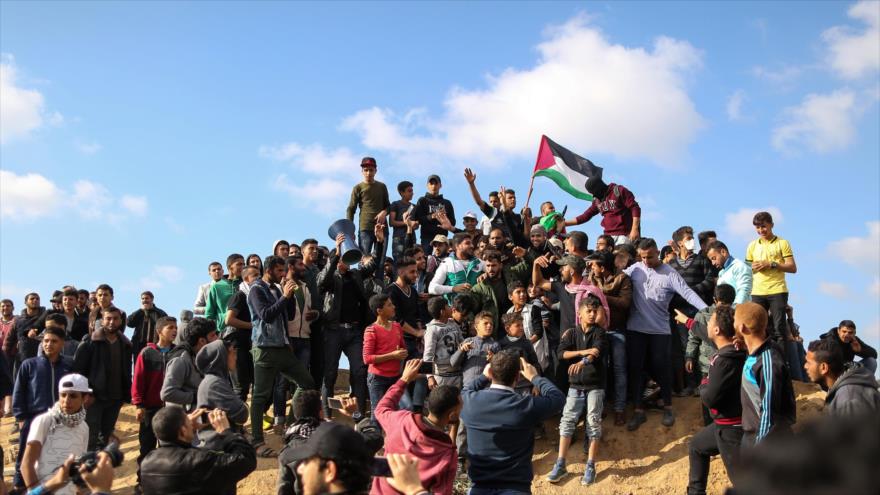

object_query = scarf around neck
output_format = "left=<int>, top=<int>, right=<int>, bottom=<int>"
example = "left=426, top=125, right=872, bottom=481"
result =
left=50, top=401, right=87, bottom=431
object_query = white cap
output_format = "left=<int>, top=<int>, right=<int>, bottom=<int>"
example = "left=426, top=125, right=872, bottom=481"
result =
left=463, top=211, right=478, bottom=220
left=58, top=373, right=92, bottom=394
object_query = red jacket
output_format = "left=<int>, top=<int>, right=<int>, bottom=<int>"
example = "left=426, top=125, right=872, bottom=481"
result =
left=132, top=343, right=174, bottom=409
left=574, top=183, right=641, bottom=235
left=371, top=379, right=457, bottom=495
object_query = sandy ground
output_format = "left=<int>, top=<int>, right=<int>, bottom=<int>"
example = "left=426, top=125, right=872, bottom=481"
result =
left=2, top=375, right=825, bottom=495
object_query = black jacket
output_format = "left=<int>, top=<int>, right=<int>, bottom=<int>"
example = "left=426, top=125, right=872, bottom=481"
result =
left=38, top=310, right=90, bottom=342
left=414, top=193, right=455, bottom=243
left=141, top=431, right=257, bottom=495
left=701, top=343, right=747, bottom=424
left=821, top=328, right=877, bottom=363
left=557, top=325, right=606, bottom=390
left=13, top=307, right=47, bottom=361
left=318, top=253, right=381, bottom=327
left=127, top=306, right=169, bottom=349
left=73, top=328, right=133, bottom=402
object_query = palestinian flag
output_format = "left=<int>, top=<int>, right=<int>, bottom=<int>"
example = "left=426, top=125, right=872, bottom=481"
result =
left=532, top=135, right=603, bottom=201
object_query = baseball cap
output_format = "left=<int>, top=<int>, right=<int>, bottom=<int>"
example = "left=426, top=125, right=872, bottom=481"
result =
left=59, top=373, right=92, bottom=394
left=431, top=234, right=449, bottom=245
left=530, top=224, right=547, bottom=235
left=556, top=254, right=586, bottom=272
left=548, top=238, right=565, bottom=251
left=463, top=211, right=478, bottom=220
left=360, top=157, right=377, bottom=168
left=288, top=422, right=372, bottom=464
left=427, top=174, right=441, bottom=184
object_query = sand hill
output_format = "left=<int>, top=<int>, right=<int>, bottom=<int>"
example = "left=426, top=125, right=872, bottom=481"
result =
left=1, top=374, right=826, bottom=495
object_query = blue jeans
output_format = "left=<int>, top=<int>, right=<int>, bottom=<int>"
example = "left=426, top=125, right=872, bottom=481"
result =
left=606, top=330, right=627, bottom=412
left=559, top=388, right=604, bottom=439
left=404, top=336, right=428, bottom=410
left=860, top=357, right=877, bottom=374
left=359, top=229, right=385, bottom=258
left=784, top=340, right=806, bottom=382
left=391, top=236, right=407, bottom=263
left=367, top=373, right=412, bottom=426
left=469, top=488, right=530, bottom=495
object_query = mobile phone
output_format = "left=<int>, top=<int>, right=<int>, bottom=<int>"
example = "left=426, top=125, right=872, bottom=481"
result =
left=200, top=412, right=209, bottom=424
left=328, top=397, right=344, bottom=410
left=372, top=456, right=393, bottom=477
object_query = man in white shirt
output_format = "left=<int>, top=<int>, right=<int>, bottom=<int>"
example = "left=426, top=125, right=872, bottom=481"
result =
left=22, top=373, right=92, bottom=495
left=194, top=262, right=224, bottom=315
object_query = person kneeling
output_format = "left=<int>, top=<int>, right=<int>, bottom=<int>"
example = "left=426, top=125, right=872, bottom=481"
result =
left=140, top=406, right=256, bottom=495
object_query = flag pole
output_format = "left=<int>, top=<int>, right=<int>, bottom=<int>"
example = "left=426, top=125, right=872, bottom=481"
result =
left=524, top=135, right=545, bottom=212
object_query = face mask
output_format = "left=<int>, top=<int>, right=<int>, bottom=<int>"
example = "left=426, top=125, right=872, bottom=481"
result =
left=684, top=239, right=696, bottom=252
left=506, top=335, right=521, bottom=342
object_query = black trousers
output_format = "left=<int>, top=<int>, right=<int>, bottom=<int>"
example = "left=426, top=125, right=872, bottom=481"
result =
left=85, top=399, right=123, bottom=450
left=136, top=407, right=160, bottom=483
left=231, top=344, right=254, bottom=402
left=627, top=331, right=672, bottom=407
left=751, top=293, right=788, bottom=344
left=687, top=423, right=743, bottom=495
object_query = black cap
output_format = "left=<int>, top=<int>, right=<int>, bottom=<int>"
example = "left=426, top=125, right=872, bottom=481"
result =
left=427, top=174, right=441, bottom=184
left=287, top=422, right=372, bottom=464
left=360, top=156, right=377, bottom=168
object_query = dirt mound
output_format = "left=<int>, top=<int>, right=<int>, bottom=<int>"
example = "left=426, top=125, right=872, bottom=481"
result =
left=1, top=376, right=826, bottom=495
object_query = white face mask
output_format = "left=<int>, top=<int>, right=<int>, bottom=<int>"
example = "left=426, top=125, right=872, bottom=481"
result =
left=684, top=238, right=696, bottom=252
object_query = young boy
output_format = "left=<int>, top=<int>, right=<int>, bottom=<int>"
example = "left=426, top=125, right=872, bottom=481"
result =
left=132, top=316, right=177, bottom=489
left=745, top=211, right=797, bottom=345
left=21, top=373, right=92, bottom=495
left=347, top=156, right=391, bottom=257
left=424, top=297, right=464, bottom=389
left=498, top=313, right=541, bottom=396
left=363, top=294, right=407, bottom=425
left=735, top=301, right=796, bottom=447
left=548, top=296, right=607, bottom=486
left=507, top=281, right=549, bottom=373
left=389, top=180, right=415, bottom=262
left=449, top=311, right=499, bottom=472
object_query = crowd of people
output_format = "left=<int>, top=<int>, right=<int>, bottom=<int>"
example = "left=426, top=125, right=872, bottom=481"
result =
left=1, top=156, right=878, bottom=495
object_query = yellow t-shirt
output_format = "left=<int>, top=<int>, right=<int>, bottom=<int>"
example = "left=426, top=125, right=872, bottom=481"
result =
left=745, top=236, right=793, bottom=295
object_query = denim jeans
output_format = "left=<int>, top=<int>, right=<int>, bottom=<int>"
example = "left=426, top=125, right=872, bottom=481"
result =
left=860, top=357, right=877, bottom=374
left=606, top=330, right=627, bottom=412
left=404, top=336, right=427, bottom=410
left=322, top=324, right=368, bottom=416
left=559, top=388, right=604, bottom=439
left=627, top=331, right=672, bottom=407
left=367, top=373, right=412, bottom=426
left=359, top=229, right=385, bottom=258
left=784, top=340, right=806, bottom=382
left=391, top=236, right=407, bottom=263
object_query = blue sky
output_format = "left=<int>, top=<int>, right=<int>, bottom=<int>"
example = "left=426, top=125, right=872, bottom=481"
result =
left=1, top=1, right=878, bottom=352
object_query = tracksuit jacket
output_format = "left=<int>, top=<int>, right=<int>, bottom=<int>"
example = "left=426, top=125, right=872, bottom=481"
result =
left=740, top=339, right=796, bottom=445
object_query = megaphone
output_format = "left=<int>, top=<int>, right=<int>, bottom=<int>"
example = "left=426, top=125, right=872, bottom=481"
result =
left=328, top=219, right=364, bottom=266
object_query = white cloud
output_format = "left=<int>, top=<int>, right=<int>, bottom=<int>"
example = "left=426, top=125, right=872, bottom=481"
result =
left=870, top=277, right=880, bottom=296
left=0, top=169, right=148, bottom=223
left=259, top=142, right=361, bottom=178
left=339, top=14, right=705, bottom=167
left=120, top=195, right=148, bottom=216
left=771, top=90, right=860, bottom=154
left=751, top=65, right=804, bottom=87
left=75, top=141, right=102, bottom=155
left=0, top=55, right=63, bottom=145
left=726, top=90, right=747, bottom=121
left=724, top=206, right=783, bottom=241
left=827, top=221, right=880, bottom=269
left=0, top=170, right=63, bottom=220
left=822, top=0, right=880, bottom=80
left=818, top=281, right=851, bottom=299
left=135, top=265, right=185, bottom=291
left=273, top=174, right=350, bottom=215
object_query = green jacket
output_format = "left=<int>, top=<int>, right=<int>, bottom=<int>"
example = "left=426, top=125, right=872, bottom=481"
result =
left=205, top=278, right=241, bottom=332
left=686, top=305, right=717, bottom=375
left=470, top=259, right=530, bottom=337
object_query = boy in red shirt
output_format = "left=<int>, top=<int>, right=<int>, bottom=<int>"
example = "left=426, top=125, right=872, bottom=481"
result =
left=131, top=315, right=177, bottom=491
left=363, top=294, right=407, bottom=426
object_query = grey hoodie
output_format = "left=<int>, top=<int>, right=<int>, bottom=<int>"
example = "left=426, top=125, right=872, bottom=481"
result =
left=423, top=319, right=463, bottom=378
left=825, top=363, right=880, bottom=418
left=196, top=340, right=249, bottom=425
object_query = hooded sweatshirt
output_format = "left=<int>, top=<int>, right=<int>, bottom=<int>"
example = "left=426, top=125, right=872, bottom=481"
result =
left=161, top=343, right=203, bottom=411
left=574, top=179, right=641, bottom=236
left=825, top=363, right=880, bottom=418
left=423, top=319, right=464, bottom=378
left=372, top=379, right=457, bottom=495
left=196, top=340, right=249, bottom=425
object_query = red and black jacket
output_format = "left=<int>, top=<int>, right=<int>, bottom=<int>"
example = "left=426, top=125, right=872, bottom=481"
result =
left=132, top=342, right=174, bottom=409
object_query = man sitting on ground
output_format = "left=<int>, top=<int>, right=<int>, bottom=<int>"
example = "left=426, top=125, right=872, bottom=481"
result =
left=820, top=320, right=877, bottom=374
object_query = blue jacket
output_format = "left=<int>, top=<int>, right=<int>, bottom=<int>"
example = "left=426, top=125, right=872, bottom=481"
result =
left=12, top=354, right=73, bottom=420
left=717, top=256, right=753, bottom=304
left=247, top=279, right=291, bottom=348
left=461, top=375, right=564, bottom=492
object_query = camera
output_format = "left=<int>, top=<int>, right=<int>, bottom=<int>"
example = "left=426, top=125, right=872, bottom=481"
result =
left=68, top=441, right=124, bottom=488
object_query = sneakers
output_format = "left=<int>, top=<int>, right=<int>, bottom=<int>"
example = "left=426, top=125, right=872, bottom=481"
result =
left=627, top=411, right=647, bottom=431
left=547, top=458, right=567, bottom=483
left=662, top=408, right=676, bottom=427
left=581, top=460, right=597, bottom=485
